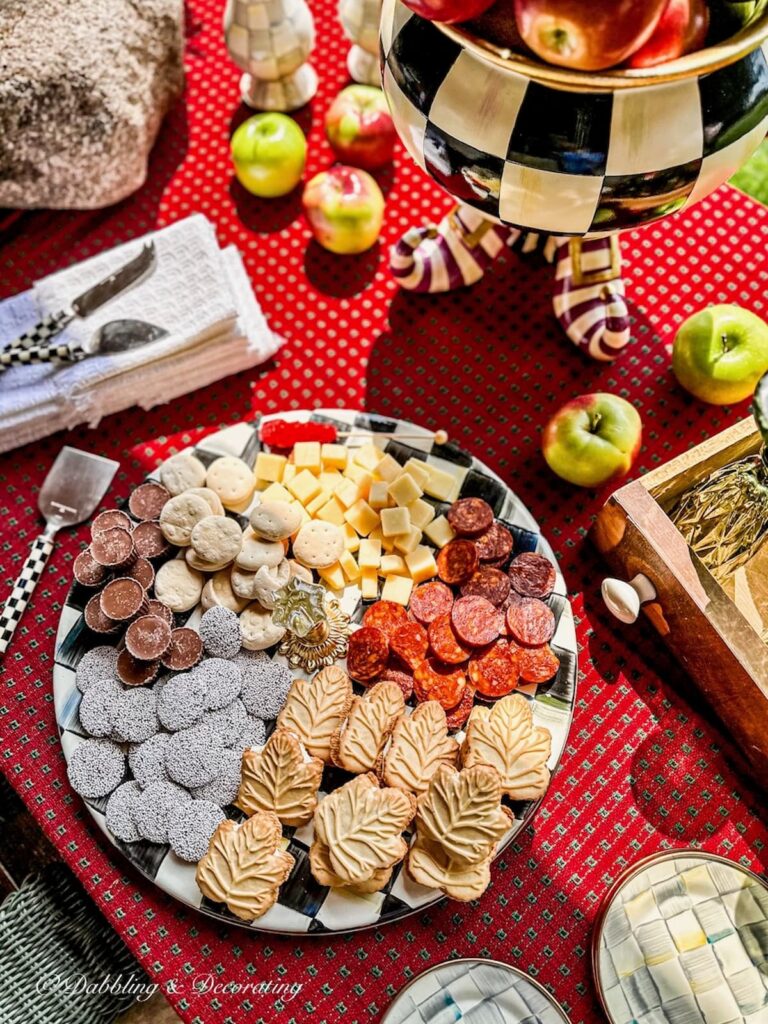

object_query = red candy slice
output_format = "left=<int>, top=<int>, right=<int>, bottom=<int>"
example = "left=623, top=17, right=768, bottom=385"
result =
left=428, top=613, right=471, bottom=665
left=437, top=539, right=479, bottom=585
left=508, top=552, right=557, bottom=600
left=505, top=596, right=556, bottom=647
left=414, top=659, right=467, bottom=710
left=451, top=596, right=501, bottom=647
left=259, top=418, right=337, bottom=448
left=347, top=626, right=390, bottom=682
left=391, top=621, right=429, bottom=671
left=410, top=581, right=454, bottom=625
left=362, top=600, right=409, bottom=639
left=468, top=640, right=520, bottom=698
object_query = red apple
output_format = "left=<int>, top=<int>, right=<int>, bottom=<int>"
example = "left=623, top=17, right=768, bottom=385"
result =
left=400, top=0, right=497, bottom=25
left=626, top=0, right=709, bottom=68
left=325, top=86, right=397, bottom=170
left=302, top=166, right=385, bottom=254
left=513, top=0, right=669, bottom=70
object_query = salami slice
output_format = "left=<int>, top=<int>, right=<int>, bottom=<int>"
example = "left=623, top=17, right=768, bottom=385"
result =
left=447, top=497, right=494, bottom=538
left=362, top=600, right=409, bottom=639
left=460, top=565, right=511, bottom=607
left=414, top=659, right=467, bottom=710
left=428, top=613, right=471, bottom=665
left=474, top=522, right=513, bottom=563
left=444, top=685, right=476, bottom=731
left=468, top=640, right=520, bottom=698
left=508, top=552, right=557, bottom=599
left=347, top=626, right=390, bottom=682
left=381, top=668, right=414, bottom=701
left=519, top=644, right=560, bottom=684
left=451, top=596, right=501, bottom=647
left=391, top=621, right=429, bottom=671
left=437, top=539, right=479, bottom=585
left=505, top=595, right=556, bottom=647
left=410, top=581, right=454, bottom=625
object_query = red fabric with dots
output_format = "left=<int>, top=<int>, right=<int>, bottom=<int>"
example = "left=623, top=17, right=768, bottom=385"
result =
left=2, top=1, right=768, bottom=1022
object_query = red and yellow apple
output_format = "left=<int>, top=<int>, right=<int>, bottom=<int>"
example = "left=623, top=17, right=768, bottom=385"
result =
left=325, top=86, right=397, bottom=170
left=627, top=0, right=709, bottom=68
left=672, top=305, right=768, bottom=405
left=513, top=0, right=669, bottom=70
left=230, top=113, right=307, bottom=198
left=400, top=0, right=497, bottom=24
left=542, top=393, right=642, bottom=487
left=302, top=166, right=385, bottom=254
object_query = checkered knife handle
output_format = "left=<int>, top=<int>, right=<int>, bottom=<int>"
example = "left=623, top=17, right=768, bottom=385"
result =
left=11, top=310, right=75, bottom=350
left=0, top=532, right=56, bottom=657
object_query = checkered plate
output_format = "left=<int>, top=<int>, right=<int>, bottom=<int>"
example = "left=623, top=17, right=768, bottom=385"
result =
left=53, top=409, right=578, bottom=934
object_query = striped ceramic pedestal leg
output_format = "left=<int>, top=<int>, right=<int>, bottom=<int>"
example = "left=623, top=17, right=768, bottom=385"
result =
left=551, top=235, right=631, bottom=361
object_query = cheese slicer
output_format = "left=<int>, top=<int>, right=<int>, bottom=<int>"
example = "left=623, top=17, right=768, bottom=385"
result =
left=0, top=446, right=119, bottom=656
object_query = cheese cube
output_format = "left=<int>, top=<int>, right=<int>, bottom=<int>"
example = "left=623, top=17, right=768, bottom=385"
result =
left=423, top=465, right=459, bottom=502
left=344, top=500, right=379, bottom=537
left=380, top=554, right=407, bottom=576
left=403, top=459, right=431, bottom=490
left=316, top=497, right=346, bottom=526
left=287, top=469, right=322, bottom=505
left=388, top=473, right=423, bottom=507
left=380, top=506, right=411, bottom=537
left=354, top=443, right=385, bottom=472
left=407, top=497, right=436, bottom=530
left=282, top=464, right=297, bottom=484
left=293, top=441, right=322, bottom=472
left=319, top=470, right=343, bottom=491
left=305, top=490, right=331, bottom=517
left=424, top=515, right=456, bottom=548
left=260, top=482, right=294, bottom=505
left=318, top=562, right=345, bottom=591
left=254, top=452, right=287, bottom=483
left=360, top=569, right=379, bottom=600
left=381, top=574, right=414, bottom=606
left=344, top=463, right=374, bottom=497
left=368, top=480, right=390, bottom=510
left=339, top=550, right=361, bottom=582
left=375, top=453, right=403, bottom=484
left=335, top=478, right=362, bottom=509
left=343, top=523, right=360, bottom=553
left=255, top=479, right=271, bottom=491
left=358, top=538, right=382, bottom=570
left=367, top=526, right=395, bottom=554
left=321, top=443, right=348, bottom=470
left=405, top=545, right=438, bottom=584
left=393, top=525, right=423, bottom=554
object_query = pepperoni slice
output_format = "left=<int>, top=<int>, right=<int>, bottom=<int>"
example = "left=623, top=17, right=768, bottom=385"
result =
left=451, top=596, right=501, bottom=647
left=391, top=621, right=429, bottom=671
left=505, top=595, right=556, bottom=647
left=410, top=581, right=454, bottom=624
left=444, top=685, right=476, bottom=730
left=428, top=614, right=471, bottom=665
left=347, top=626, right=390, bottom=682
left=475, top=522, right=513, bottom=563
left=460, top=565, right=511, bottom=607
left=508, top=552, right=557, bottom=599
left=437, top=539, right=479, bottom=585
left=468, top=641, right=520, bottom=698
left=362, top=601, right=409, bottom=639
left=381, top=668, right=414, bottom=701
left=447, top=497, right=494, bottom=538
left=413, top=659, right=467, bottom=710
left=519, top=644, right=560, bottom=684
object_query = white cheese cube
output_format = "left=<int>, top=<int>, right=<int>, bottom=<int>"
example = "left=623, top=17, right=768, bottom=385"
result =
left=405, top=545, right=438, bottom=584
left=380, top=506, right=411, bottom=537
left=381, top=574, right=414, bottom=606
left=424, top=515, right=456, bottom=548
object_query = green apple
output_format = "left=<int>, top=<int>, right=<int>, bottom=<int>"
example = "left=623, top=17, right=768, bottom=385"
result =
left=542, top=393, right=642, bottom=488
left=672, top=304, right=768, bottom=405
left=230, top=113, right=307, bottom=198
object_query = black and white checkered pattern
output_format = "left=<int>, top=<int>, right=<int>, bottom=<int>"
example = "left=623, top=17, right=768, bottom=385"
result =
left=380, top=0, right=768, bottom=235
left=53, top=410, right=579, bottom=934
left=8, top=309, right=74, bottom=350
left=1, top=309, right=79, bottom=374
left=0, top=532, right=56, bottom=655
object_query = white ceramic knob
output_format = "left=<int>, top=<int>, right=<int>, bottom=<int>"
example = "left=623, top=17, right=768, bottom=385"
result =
left=601, top=573, right=657, bottom=625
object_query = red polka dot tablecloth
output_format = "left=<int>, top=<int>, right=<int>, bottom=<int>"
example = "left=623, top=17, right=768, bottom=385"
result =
left=2, top=1, right=768, bottom=1022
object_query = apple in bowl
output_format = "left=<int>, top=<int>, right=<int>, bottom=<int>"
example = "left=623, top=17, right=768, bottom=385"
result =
left=542, top=393, right=642, bottom=487
left=325, top=86, right=397, bottom=170
left=302, top=166, right=385, bottom=254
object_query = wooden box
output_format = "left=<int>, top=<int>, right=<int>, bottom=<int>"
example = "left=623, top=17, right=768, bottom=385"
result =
left=590, top=416, right=768, bottom=789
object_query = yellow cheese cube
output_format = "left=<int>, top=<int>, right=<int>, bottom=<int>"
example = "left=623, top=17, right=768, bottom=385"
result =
left=321, top=443, right=348, bottom=470
left=318, top=561, right=345, bottom=591
left=358, top=538, right=382, bottom=570
left=319, top=470, right=343, bottom=491
left=335, top=478, right=362, bottom=509
left=293, top=441, right=322, bottom=472
left=254, top=452, right=287, bottom=483
left=393, top=525, right=423, bottom=555
left=388, top=473, right=423, bottom=507
left=282, top=464, right=297, bottom=484
left=380, top=506, right=411, bottom=537
left=407, top=497, right=436, bottom=530
left=260, top=482, right=294, bottom=504
left=317, top=497, right=346, bottom=526
left=343, top=523, right=360, bottom=553
left=375, top=453, right=403, bottom=483
left=339, top=550, right=361, bottom=582
left=305, top=490, right=331, bottom=517
left=255, top=479, right=270, bottom=491
left=287, top=469, right=322, bottom=505
left=354, top=443, right=385, bottom=472
left=424, top=515, right=456, bottom=548
left=368, top=526, right=395, bottom=553
left=368, top=480, right=391, bottom=510
left=344, top=463, right=374, bottom=498
left=405, top=545, right=439, bottom=584
left=360, top=569, right=379, bottom=600
left=380, top=554, right=407, bottom=576
left=344, top=500, right=380, bottom=537
left=381, top=574, right=414, bottom=606
left=424, top=465, right=460, bottom=502
left=403, top=459, right=431, bottom=490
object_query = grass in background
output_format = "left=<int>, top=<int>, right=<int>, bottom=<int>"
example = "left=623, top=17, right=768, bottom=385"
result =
left=730, top=140, right=768, bottom=205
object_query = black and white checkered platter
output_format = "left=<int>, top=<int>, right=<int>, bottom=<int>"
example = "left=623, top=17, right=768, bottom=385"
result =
left=54, top=410, right=578, bottom=934
left=380, top=0, right=768, bottom=235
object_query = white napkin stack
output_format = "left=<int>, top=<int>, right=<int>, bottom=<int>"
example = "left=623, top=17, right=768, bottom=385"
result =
left=0, top=214, right=282, bottom=454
